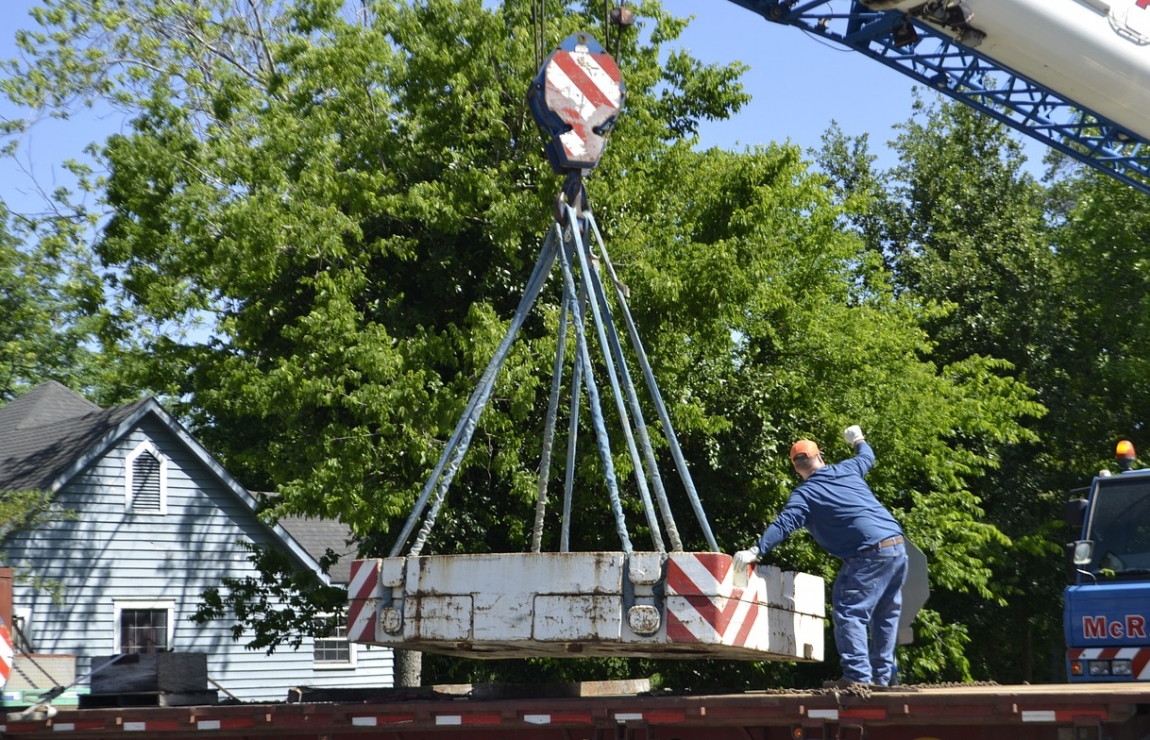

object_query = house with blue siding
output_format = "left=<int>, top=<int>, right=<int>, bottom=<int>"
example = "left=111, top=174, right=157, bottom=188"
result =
left=0, top=382, right=393, bottom=702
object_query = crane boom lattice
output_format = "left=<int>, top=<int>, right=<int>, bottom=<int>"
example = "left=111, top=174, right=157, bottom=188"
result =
left=726, top=0, right=1150, bottom=196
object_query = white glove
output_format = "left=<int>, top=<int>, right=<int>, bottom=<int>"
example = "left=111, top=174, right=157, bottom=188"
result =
left=733, top=547, right=760, bottom=568
left=843, top=425, right=865, bottom=447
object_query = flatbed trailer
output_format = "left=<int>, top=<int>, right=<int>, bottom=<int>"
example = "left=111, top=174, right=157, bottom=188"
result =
left=3, top=683, right=1147, bottom=740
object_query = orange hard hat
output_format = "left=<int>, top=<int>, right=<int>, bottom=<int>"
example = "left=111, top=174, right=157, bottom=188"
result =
left=790, top=439, right=820, bottom=463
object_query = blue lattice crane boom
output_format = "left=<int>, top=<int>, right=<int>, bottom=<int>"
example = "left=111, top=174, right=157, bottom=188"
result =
left=723, top=0, right=1150, bottom=197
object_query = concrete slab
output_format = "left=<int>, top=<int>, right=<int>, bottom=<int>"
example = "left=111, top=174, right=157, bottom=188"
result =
left=348, top=552, right=825, bottom=661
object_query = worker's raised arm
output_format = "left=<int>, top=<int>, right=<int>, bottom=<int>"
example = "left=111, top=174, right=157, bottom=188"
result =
left=839, top=425, right=874, bottom=477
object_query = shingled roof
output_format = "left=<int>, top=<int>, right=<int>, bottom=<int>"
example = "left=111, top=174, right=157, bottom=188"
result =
left=0, top=382, right=352, bottom=585
left=0, top=382, right=152, bottom=494
left=277, top=516, right=357, bottom=583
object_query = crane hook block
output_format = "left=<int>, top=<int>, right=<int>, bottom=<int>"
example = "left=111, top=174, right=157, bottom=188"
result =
left=528, top=32, right=624, bottom=174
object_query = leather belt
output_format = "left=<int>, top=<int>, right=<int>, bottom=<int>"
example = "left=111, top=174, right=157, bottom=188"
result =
left=862, top=535, right=903, bottom=552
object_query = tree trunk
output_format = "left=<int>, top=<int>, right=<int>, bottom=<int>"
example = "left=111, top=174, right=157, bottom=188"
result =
left=394, top=648, right=422, bottom=687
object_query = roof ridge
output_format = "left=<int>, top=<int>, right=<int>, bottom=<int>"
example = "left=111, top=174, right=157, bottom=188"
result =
left=0, top=381, right=103, bottom=432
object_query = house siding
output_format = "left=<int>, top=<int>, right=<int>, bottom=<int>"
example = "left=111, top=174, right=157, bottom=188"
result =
left=5, top=416, right=393, bottom=702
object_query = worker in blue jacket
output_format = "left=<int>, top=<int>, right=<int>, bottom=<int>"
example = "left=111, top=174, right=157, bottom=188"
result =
left=735, top=425, right=907, bottom=687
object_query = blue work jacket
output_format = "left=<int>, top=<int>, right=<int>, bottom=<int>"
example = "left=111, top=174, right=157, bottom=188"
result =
left=757, top=442, right=903, bottom=560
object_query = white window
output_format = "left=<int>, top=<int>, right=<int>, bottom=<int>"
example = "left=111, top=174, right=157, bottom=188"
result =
left=125, top=441, right=168, bottom=514
left=113, top=600, right=174, bottom=654
left=313, top=619, right=356, bottom=669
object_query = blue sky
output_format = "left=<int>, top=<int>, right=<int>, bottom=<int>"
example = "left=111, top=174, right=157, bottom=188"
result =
left=0, top=0, right=1001, bottom=218
left=662, top=0, right=924, bottom=158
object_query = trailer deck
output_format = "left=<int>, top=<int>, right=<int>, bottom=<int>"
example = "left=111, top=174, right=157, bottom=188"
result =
left=3, top=682, right=1147, bottom=740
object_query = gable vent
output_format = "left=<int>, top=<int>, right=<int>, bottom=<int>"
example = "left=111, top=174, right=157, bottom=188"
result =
left=125, top=440, right=168, bottom=514
left=132, top=452, right=162, bottom=511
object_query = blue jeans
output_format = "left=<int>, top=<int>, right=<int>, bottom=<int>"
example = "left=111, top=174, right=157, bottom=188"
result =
left=832, top=542, right=908, bottom=685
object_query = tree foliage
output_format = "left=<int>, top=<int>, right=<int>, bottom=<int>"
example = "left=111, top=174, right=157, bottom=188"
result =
left=0, top=204, right=105, bottom=401
left=1047, top=171, right=1150, bottom=466
left=814, top=95, right=1150, bottom=684
left=190, top=540, right=348, bottom=654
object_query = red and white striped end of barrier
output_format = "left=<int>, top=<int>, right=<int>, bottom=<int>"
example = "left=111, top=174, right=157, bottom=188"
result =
left=0, top=620, right=14, bottom=688
left=663, top=552, right=765, bottom=649
left=347, top=559, right=383, bottom=643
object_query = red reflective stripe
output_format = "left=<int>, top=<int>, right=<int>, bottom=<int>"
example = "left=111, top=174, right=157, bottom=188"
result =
left=349, top=560, right=379, bottom=600
left=665, top=555, right=731, bottom=596
left=551, top=51, right=617, bottom=111
left=664, top=558, right=698, bottom=596
left=1056, top=710, right=1108, bottom=722
left=0, top=623, right=13, bottom=680
left=1132, top=649, right=1150, bottom=678
left=190, top=717, right=257, bottom=731
left=353, top=713, right=415, bottom=725
left=667, top=577, right=760, bottom=643
left=841, top=707, right=888, bottom=720
left=665, top=608, right=696, bottom=642
left=436, top=713, right=503, bottom=725
left=643, top=710, right=687, bottom=723
left=732, top=602, right=760, bottom=646
left=680, top=593, right=742, bottom=634
left=462, top=713, right=503, bottom=725
left=351, top=578, right=376, bottom=600
left=690, top=552, right=731, bottom=583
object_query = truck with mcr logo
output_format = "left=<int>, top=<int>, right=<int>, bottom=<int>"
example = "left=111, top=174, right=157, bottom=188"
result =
left=1065, top=441, right=1150, bottom=681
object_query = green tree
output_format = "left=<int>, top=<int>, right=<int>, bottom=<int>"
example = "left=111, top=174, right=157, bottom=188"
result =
left=0, top=201, right=117, bottom=606
left=1046, top=171, right=1150, bottom=466
left=818, top=97, right=1074, bottom=683
left=0, top=203, right=105, bottom=400
left=824, top=95, right=1056, bottom=370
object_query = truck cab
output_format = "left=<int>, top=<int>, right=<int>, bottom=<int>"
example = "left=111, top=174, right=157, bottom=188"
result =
left=1064, top=441, right=1150, bottom=681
